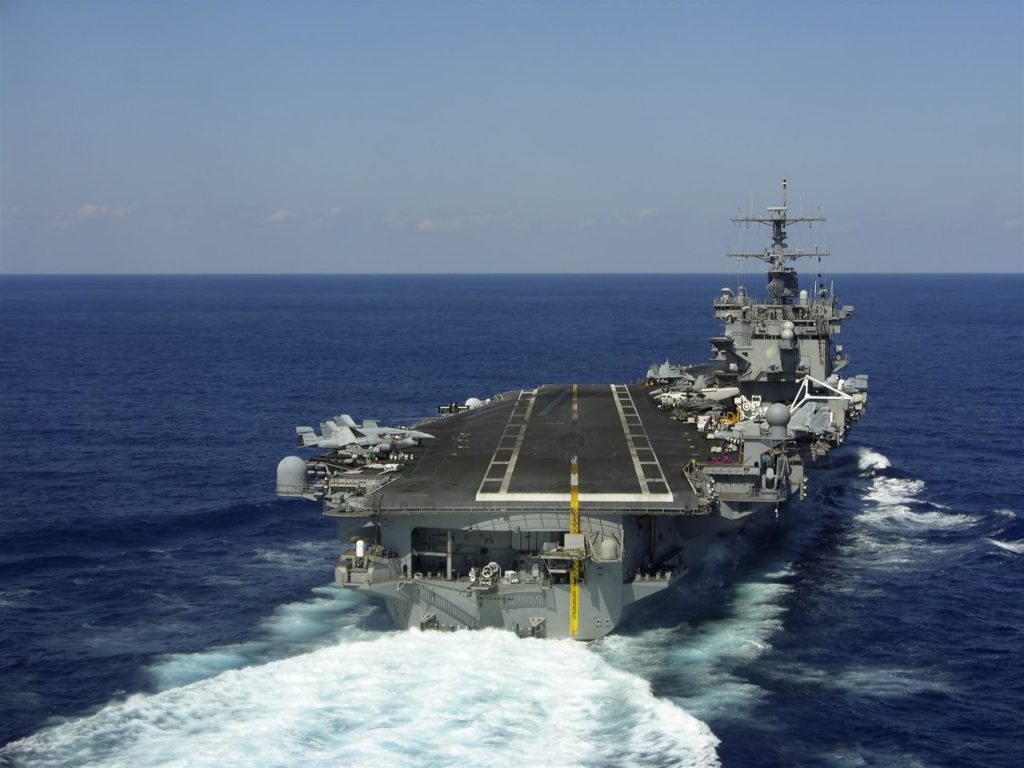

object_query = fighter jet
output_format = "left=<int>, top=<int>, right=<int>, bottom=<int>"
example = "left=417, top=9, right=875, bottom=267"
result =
left=332, top=415, right=434, bottom=444
left=295, top=417, right=433, bottom=453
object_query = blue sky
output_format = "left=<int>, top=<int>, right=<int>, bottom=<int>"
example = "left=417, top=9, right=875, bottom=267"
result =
left=1, top=0, right=1021, bottom=273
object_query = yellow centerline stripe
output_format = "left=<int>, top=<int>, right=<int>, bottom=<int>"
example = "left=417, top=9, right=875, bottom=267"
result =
left=569, top=442, right=580, bottom=637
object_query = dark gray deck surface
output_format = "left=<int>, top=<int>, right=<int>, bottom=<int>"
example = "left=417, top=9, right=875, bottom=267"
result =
left=372, top=384, right=703, bottom=512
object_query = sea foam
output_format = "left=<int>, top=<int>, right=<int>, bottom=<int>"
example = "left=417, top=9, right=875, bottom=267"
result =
left=5, top=630, right=720, bottom=768
left=856, top=448, right=891, bottom=472
left=598, top=557, right=794, bottom=723
left=147, top=585, right=376, bottom=690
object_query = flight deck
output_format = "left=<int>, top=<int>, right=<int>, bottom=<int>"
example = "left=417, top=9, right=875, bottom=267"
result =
left=372, top=384, right=703, bottom=513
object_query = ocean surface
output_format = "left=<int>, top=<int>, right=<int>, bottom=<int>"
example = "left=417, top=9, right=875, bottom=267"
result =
left=0, top=273, right=1021, bottom=768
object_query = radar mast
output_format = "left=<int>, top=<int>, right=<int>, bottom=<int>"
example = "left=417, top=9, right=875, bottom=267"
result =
left=729, top=178, right=829, bottom=303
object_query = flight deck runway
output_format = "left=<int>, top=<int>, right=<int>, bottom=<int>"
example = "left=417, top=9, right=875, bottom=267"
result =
left=375, top=384, right=702, bottom=513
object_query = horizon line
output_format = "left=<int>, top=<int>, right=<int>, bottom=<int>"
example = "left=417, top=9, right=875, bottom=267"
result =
left=1, top=271, right=1022, bottom=278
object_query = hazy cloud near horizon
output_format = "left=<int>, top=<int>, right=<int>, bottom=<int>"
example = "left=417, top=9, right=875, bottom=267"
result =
left=1, top=1, right=1021, bottom=274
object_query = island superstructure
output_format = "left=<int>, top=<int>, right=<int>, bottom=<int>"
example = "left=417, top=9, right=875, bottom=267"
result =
left=277, top=180, right=868, bottom=640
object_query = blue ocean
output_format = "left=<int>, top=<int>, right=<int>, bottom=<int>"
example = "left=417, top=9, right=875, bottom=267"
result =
left=0, top=273, right=1021, bottom=768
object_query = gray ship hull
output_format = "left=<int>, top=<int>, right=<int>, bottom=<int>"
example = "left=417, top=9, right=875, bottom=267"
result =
left=335, top=510, right=739, bottom=640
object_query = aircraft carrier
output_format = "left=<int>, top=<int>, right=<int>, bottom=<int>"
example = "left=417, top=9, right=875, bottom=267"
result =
left=277, top=180, right=868, bottom=640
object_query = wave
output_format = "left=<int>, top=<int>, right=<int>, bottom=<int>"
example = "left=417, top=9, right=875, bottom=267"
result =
left=147, top=585, right=380, bottom=690
left=598, top=541, right=794, bottom=723
left=864, top=476, right=926, bottom=506
left=835, top=465, right=981, bottom=568
left=856, top=447, right=891, bottom=472
left=250, top=540, right=335, bottom=569
left=856, top=505, right=979, bottom=532
left=768, top=662, right=954, bottom=699
left=859, top=475, right=975, bottom=531
left=0, top=500, right=304, bottom=558
left=0, top=588, right=41, bottom=607
left=4, top=630, right=720, bottom=768
left=986, top=538, right=1024, bottom=555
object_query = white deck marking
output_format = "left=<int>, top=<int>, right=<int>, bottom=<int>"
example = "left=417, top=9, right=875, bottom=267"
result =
left=611, top=384, right=672, bottom=500
left=476, top=389, right=539, bottom=498
left=474, top=384, right=674, bottom=503
left=475, top=491, right=673, bottom=503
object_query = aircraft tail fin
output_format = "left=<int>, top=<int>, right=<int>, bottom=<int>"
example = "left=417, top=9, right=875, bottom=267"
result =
left=296, top=426, right=318, bottom=447
left=334, top=426, right=360, bottom=446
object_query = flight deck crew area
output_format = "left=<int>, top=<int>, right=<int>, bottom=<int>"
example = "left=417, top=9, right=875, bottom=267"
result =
left=331, top=512, right=704, bottom=593
left=406, top=526, right=619, bottom=586
left=328, top=512, right=693, bottom=640
left=336, top=517, right=627, bottom=589
left=411, top=527, right=559, bottom=584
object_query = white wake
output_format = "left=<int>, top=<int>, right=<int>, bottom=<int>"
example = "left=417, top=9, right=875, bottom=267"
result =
left=4, top=630, right=720, bottom=768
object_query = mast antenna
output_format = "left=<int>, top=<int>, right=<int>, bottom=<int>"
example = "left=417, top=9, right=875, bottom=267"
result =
left=726, top=178, right=831, bottom=303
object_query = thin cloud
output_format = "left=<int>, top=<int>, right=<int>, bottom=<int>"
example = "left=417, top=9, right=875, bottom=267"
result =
left=76, top=203, right=130, bottom=219
left=582, top=208, right=664, bottom=228
left=52, top=203, right=131, bottom=228
left=266, top=209, right=292, bottom=224
left=413, top=212, right=510, bottom=233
